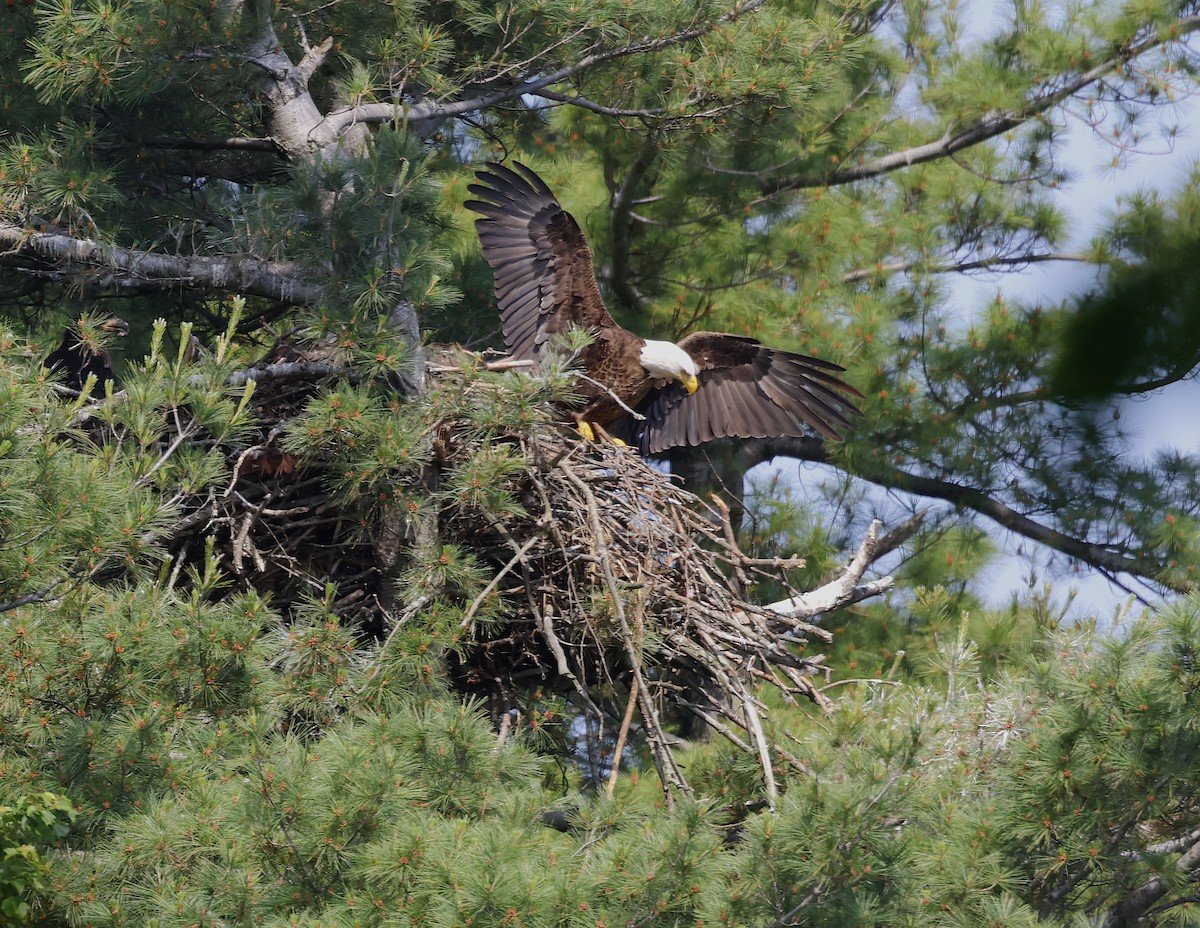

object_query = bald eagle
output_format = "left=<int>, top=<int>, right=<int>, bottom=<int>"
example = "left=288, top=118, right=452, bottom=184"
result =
left=466, top=162, right=862, bottom=454
left=43, top=316, right=129, bottom=396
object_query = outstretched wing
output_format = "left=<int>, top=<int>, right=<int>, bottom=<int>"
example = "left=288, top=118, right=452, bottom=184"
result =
left=465, top=162, right=618, bottom=361
left=625, top=332, right=863, bottom=454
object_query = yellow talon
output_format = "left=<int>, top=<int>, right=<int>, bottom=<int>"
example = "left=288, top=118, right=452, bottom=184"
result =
left=576, top=421, right=626, bottom=445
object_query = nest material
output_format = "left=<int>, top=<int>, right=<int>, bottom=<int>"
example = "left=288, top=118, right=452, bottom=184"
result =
left=443, top=427, right=901, bottom=797
left=161, top=350, right=901, bottom=801
left=493, top=441, right=813, bottom=732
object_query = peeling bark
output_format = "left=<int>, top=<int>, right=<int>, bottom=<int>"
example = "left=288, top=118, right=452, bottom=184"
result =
left=0, top=223, right=322, bottom=304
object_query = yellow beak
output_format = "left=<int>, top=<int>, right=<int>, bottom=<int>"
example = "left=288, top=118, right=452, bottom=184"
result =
left=682, top=373, right=699, bottom=395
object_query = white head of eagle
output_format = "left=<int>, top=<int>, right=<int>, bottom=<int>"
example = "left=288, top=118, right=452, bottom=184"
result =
left=639, top=339, right=700, bottom=394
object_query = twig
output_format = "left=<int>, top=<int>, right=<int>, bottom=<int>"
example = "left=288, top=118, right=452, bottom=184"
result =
left=739, top=680, right=778, bottom=810
left=605, top=678, right=639, bottom=798
left=353, top=594, right=433, bottom=695
left=460, top=529, right=543, bottom=630
left=575, top=373, right=647, bottom=420
left=679, top=704, right=755, bottom=753
left=134, top=421, right=198, bottom=488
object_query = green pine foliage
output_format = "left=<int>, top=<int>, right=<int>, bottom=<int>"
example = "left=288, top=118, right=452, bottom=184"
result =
left=0, top=314, right=1196, bottom=923
left=243, top=132, right=460, bottom=321
left=0, top=339, right=173, bottom=607
left=8, top=543, right=1199, bottom=927
left=4, top=0, right=1200, bottom=923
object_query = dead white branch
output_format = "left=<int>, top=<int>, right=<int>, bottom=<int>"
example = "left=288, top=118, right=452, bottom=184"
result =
left=764, top=520, right=892, bottom=619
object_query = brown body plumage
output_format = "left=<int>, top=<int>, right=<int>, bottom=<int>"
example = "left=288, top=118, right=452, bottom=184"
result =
left=466, top=162, right=862, bottom=453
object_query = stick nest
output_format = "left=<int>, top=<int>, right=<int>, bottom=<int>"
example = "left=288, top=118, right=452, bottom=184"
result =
left=163, top=348, right=896, bottom=793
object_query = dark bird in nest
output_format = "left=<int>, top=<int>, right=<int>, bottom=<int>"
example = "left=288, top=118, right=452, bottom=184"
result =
left=466, top=162, right=863, bottom=453
left=43, top=315, right=130, bottom=395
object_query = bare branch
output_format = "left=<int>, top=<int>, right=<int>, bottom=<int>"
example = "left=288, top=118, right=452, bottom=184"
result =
left=528, top=86, right=667, bottom=118
left=872, top=466, right=1170, bottom=586
left=734, top=436, right=1186, bottom=594
left=740, top=681, right=778, bottom=810
left=297, top=35, right=334, bottom=82
left=1121, top=827, right=1200, bottom=862
left=139, top=136, right=283, bottom=153
left=241, top=0, right=343, bottom=157
left=873, top=509, right=929, bottom=562
left=1105, top=831, right=1200, bottom=927
left=607, top=140, right=661, bottom=312
left=0, top=582, right=67, bottom=614
left=774, top=16, right=1200, bottom=191
left=840, top=250, right=1096, bottom=284
left=0, top=223, right=321, bottom=304
left=225, top=361, right=346, bottom=387
left=763, top=520, right=894, bottom=618
left=557, top=458, right=692, bottom=803
left=575, top=373, right=647, bottom=420
left=605, top=678, right=639, bottom=798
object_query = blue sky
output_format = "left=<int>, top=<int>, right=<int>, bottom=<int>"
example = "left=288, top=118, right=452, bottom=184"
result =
left=751, top=79, right=1200, bottom=620
left=959, top=96, right=1200, bottom=616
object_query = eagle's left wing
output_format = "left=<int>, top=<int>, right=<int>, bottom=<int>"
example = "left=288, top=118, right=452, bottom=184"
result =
left=625, top=332, right=863, bottom=454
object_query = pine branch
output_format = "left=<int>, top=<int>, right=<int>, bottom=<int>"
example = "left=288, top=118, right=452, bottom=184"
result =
left=773, top=15, right=1200, bottom=192
left=0, top=223, right=322, bottom=303
left=739, top=436, right=1185, bottom=593
left=948, top=387, right=1051, bottom=418
left=528, top=86, right=668, bottom=118
left=0, top=582, right=67, bottom=614
left=1114, top=361, right=1200, bottom=395
left=321, top=0, right=768, bottom=134
left=868, top=465, right=1167, bottom=584
left=1104, top=832, right=1200, bottom=928
left=240, top=0, right=342, bottom=157
left=839, top=250, right=1095, bottom=284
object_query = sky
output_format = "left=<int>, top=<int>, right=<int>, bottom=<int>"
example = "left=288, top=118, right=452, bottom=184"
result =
left=951, top=96, right=1200, bottom=618
left=752, top=39, right=1200, bottom=621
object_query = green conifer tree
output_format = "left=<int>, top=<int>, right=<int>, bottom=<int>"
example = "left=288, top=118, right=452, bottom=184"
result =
left=1, top=1, right=1200, bottom=925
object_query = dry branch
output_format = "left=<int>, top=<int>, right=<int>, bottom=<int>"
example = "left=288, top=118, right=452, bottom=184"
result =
left=763, top=520, right=892, bottom=618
